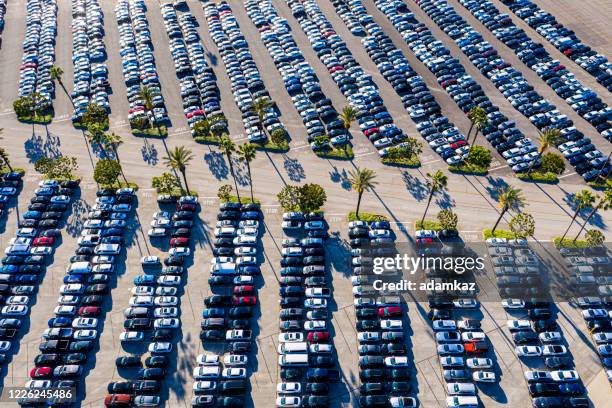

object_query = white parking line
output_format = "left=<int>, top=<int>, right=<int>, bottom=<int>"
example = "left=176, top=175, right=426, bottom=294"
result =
left=421, top=158, right=441, bottom=166
left=354, top=151, right=376, bottom=158
left=558, top=172, right=577, bottom=179
left=489, top=164, right=509, bottom=172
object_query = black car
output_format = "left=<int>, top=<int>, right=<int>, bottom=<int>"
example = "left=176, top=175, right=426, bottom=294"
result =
left=153, top=329, right=174, bottom=341
left=62, top=353, right=86, bottom=365
left=200, top=330, right=224, bottom=341
left=34, top=353, right=61, bottom=367
left=107, top=381, right=133, bottom=394
left=132, top=380, right=160, bottom=394
left=305, top=382, right=329, bottom=395
left=145, top=355, right=169, bottom=368
left=116, top=356, right=142, bottom=367
left=229, top=342, right=251, bottom=353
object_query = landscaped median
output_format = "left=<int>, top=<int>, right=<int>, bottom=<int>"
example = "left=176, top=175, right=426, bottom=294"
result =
left=315, top=145, right=354, bottom=160
left=448, top=163, right=488, bottom=175
left=517, top=171, right=559, bottom=183
left=347, top=211, right=388, bottom=222
left=131, top=125, right=168, bottom=138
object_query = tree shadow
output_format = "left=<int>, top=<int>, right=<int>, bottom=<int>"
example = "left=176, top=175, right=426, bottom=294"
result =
left=204, top=151, right=229, bottom=180
left=485, top=176, right=509, bottom=201
left=232, top=158, right=250, bottom=187
left=65, top=198, right=92, bottom=238
left=562, top=191, right=605, bottom=229
left=282, top=154, right=306, bottom=182
left=435, top=190, right=455, bottom=209
left=206, top=51, right=217, bottom=66
left=328, top=165, right=352, bottom=191
left=24, top=129, right=62, bottom=162
left=401, top=171, right=427, bottom=201
left=141, top=140, right=159, bottom=166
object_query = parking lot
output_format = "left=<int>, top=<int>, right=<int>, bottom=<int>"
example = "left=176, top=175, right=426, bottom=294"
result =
left=0, top=0, right=611, bottom=407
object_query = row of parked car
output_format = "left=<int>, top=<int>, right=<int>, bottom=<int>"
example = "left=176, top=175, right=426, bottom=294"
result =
left=374, top=0, right=540, bottom=172
left=105, top=196, right=197, bottom=407
left=159, top=2, right=228, bottom=137
left=245, top=0, right=351, bottom=151
left=485, top=238, right=589, bottom=408
left=0, top=171, right=22, bottom=221
left=115, top=0, right=168, bottom=126
left=405, top=0, right=610, bottom=181
left=22, top=186, right=132, bottom=406
left=0, top=0, right=6, bottom=47
left=274, top=211, right=335, bottom=408
left=347, top=220, right=416, bottom=408
left=70, top=0, right=110, bottom=123
left=332, top=0, right=472, bottom=165
left=204, top=1, right=285, bottom=143
left=560, top=246, right=612, bottom=379
left=193, top=202, right=263, bottom=408
left=286, top=0, right=411, bottom=157
left=0, top=177, right=72, bottom=369
left=458, top=0, right=611, bottom=138
left=19, top=0, right=57, bottom=110
left=500, top=0, right=612, bottom=92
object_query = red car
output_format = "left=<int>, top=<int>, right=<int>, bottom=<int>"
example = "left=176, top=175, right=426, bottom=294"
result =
left=104, top=394, right=132, bottom=407
left=308, top=331, right=329, bottom=343
left=364, top=128, right=378, bottom=137
left=30, top=366, right=52, bottom=378
left=78, top=306, right=101, bottom=317
left=450, top=141, right=467, bottom=149
left=170, top=237, right=189, bottom=247
left=233, top=285, right=254, bottom=296
left=378, top=306, right=402, bottom=318
left=416, top=238, right=434, bottom=245
left=177, top=203, right=196, bottom=212
left=32, top=236, right=54, bottom=246
left=233, top=296, right=256, bottom=306
left=464, top=342, right=488, bottom=354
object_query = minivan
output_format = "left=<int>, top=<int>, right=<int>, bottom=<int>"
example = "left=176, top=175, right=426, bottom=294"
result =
left=278, top=354, right=309, bottom=366
left=67, top=262, right=92, bottom=275
left=278, top=342, right=308, bottom=354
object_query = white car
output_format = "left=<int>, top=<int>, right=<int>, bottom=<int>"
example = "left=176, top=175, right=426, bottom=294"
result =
left=73, top=329, right=97, bottom=340
left=169, top=247, right=190, bottom=257
left=196, top=354, right=220, bottom=366
left=446, top=396, right=478, bottom=408
left=304, top=320, right=326, bottom=331
left=224, top=354, right=248, bottom=366
left=148, top=342, right=173, bottom=354
left=6, top=296, right=29, bottom=305
left=550, top=370, right=579, bottom=382
left=507, top=320, right=531, bottom=331
left=466, top=358, right=493, bottom=369
left=539, top=331, right=562, bottom=343
left=446, top=382, right=476, bottom=396
left=192, top=381, right=216, bottom=392
left=385, top=356, right=408, bottom=367
left=234, top=247, right=257, bottom=256
left=154, top=296, right=178, bottom=306
left=193, top=366, right=221, bottom=379
left=440, top=356, right=465, bottom=367
left=453, top=299, right=478, bottom=308
left=542, top=345, right=568, bottom=356
left=433, top=320, right=456, bottom=331
left=157, top=276, right=181, bottom=286
left=120, top=331, right=144, bottom=342
left=72, top=318, right=98, bottom=329
left=132, top=286, right=154, bottom=296
left=276, top=396, right=301, bottom=407
left=380, top=319, right=403, bottom=331
left=154, top=318, right=180, bottom=329
left=486, top=237, right=507, bottom=246
left=222, top=368, right=246, bottom=379
left=281, top=247, right=303, bottom=257
left=461, top=332, right=485, bottom=342
left=141, top=256, right=160, bottom=265
left=148, top=228, right=167, bottom=237
left=278, top=332, right=304, bottom=343
left=502, top=299, right=525, bottom=309
left=0, top=341, right=11, bottom=352
left=237, top=227, right=258, bottom=236
left=472, top=371, right=496, bottom=383
left=304, top=298, right=327, bottom=309
left=154, top=307, right=178, bottom=318
left=2, top=305, right=28, bottom=316
left=277, top=382, right=301, bottom=394
left=390, top=397, right=417, bottom=408
left=516, top=346, right=542, bottom=357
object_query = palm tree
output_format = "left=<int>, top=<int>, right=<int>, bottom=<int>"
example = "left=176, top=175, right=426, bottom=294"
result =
left=164, top=146, right=194, bottom=195
left=348, top=167, right=378, bottom=219
left=340, top=105, right=358, bottom=131
left=561, top=189, right=595, bottom=241
left=86, top=123, right=107, bottom=157
left=0, top=147, right=12, bottom=172
left=528, top=128, right=561, bottom=175
left=49, top=65, right=73, bottom=108
left=466, top=107, right=487, bottom=144
left=237, top=143, right=257, bottom=202
left=104, top=132, right=127, bottom=183
left=219, top=135, right=240, bottom=203
left=421, top=170, right=448, bottom=224
left=139, top=86, right=155, bottom=127
left=573, top=185, right=612, bottom=242
left=491, top=185, right=525, bottom=233
left=251, top=97, right=274, bottom=137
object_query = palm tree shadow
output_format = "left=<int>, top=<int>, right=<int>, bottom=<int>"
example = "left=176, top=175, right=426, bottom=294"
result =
left=436, top=190, right=455, bottom=209
left=141, top=140, right=159, bottom=165
left=562, top=191, right=605, bottom=229
left=24, top=128, right=63, bottom=162
left=232, top=159, right=250, bottom=187
left=282, top=154, right=306, bottom=182
left=402, top=171, right=427, bottom=201
left=484, top=176, right=509, bottom=200
left=204, top=151, right=229, bottom=180
left=328, top=163, right=351, bottom=191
